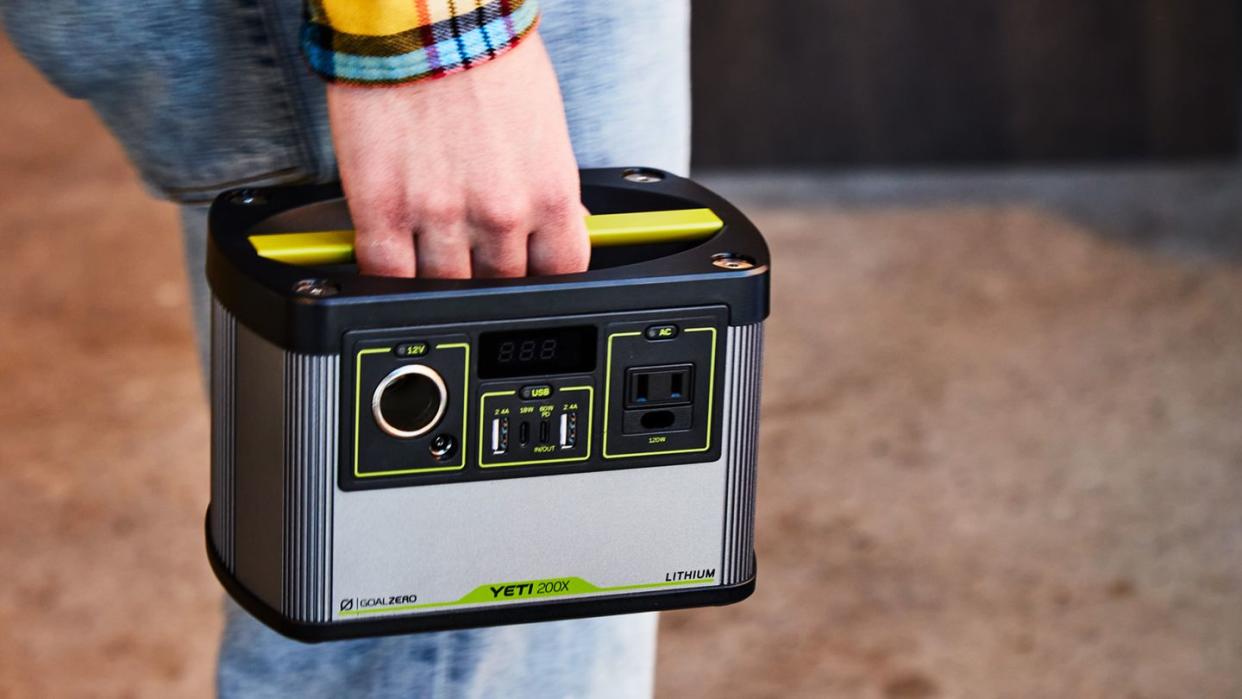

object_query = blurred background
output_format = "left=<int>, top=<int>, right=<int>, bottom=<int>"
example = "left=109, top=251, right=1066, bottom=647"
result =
left=2, top=1, right=1241, bottom=697
left=692, top=0, right=1238, bottom=167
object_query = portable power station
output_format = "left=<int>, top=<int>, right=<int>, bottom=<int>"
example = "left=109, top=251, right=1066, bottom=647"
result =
left=205, top=167, right=769, bottom=641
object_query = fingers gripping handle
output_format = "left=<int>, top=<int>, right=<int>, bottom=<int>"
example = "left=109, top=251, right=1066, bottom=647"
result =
left=248, top=209, right=724, bottom=266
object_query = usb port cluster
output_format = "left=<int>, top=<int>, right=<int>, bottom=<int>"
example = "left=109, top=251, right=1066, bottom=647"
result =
left=491, top=415, right=578, bottom=452
left=482, top=386, right=590, bottom=466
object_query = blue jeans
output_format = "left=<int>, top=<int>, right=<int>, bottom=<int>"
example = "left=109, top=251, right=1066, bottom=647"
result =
left=3, top=1, right=689, bottom=696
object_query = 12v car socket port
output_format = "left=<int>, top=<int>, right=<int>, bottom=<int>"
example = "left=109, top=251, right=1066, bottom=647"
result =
left=372, top=364, right=448, bottom=439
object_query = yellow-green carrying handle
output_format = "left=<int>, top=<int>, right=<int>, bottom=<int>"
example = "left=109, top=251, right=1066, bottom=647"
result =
left=248, top=208, right=723, bottom=266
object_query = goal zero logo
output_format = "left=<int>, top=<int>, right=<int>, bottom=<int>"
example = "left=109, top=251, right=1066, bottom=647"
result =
left=339, top=594, right=418, bottom=613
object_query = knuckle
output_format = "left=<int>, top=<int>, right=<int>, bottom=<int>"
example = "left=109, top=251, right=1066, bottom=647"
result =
left=473, top=198, right=530, bottom=233
left=356, top=228, right=404, bottom=251
left=534, top=191, right=579, bottom=221
left=354, top=194, right=408, bottom=232
left=354, top=233, right=412, bottom=276
left=479, top=256, right=525, bottom=278
left=530, top=236, right=590, bottom=276
left=483, top=226, right=529, bottom=246
left=552, top=251, right=590, bottom=274
left=413, top=195, right=464, bottom=228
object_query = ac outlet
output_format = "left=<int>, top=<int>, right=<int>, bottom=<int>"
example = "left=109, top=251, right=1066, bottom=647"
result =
left=625, top=364, right=694, bottom=408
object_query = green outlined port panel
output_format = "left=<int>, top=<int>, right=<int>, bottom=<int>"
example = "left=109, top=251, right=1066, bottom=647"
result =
left=478, top=381, right=593, bottom=468
left=346, top=334, right=470, bottom=480
left=338, top=307, right=726, bottom=491
left=603, top=316, right=720, bottom=459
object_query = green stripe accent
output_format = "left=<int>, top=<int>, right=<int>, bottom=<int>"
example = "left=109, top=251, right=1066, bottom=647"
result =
left=338, top=575, right=715, bottom=617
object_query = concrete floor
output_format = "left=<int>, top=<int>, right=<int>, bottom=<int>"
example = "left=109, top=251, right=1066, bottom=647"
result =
left=2, top=36, right=1242, bottom=699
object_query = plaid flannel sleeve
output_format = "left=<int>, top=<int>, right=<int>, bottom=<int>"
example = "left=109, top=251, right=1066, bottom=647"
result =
left=302, top=0, right=540, bottom=86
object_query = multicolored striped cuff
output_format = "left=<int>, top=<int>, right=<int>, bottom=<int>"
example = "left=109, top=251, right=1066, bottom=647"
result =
left=302, top=0, right=540, bottom=86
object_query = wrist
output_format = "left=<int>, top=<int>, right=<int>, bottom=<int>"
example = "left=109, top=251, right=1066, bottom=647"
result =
left=303, top=0, right=541, bottom=86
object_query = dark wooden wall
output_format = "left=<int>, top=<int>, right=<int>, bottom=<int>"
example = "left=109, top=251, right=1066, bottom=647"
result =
left=690, top=0, right=1240, bottom=167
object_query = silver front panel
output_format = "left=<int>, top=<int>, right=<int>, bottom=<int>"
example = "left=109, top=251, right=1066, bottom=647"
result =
left=210, top=300, right=764, bottom=625
left=331, top=458, right=726, bottom=619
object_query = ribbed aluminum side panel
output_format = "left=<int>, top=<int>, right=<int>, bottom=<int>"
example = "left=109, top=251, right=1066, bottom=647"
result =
left=210, top=300, right=237, bottom=572
left=721, top=323, right=764, bottom=585
left=281, top=352, right=339, bottom=624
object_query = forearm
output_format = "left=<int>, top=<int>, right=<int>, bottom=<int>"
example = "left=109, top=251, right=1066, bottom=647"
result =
left=299, top=0, right=585, bottom=280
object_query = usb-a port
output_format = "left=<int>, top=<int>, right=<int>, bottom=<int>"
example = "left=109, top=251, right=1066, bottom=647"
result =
left=559, top=412, right=577, bottom=449
left=491, top=417, right=509, bottom=454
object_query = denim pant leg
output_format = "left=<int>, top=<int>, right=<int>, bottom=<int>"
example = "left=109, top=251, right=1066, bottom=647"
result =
left=174, top=2, right=691, bottom=697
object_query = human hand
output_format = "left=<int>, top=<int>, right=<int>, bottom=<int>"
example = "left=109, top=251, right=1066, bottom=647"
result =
left=327, top=32, right=588, bottom=279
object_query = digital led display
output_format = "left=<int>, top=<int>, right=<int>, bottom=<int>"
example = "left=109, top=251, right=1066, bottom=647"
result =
left=478, top=326, right=597, bottom=379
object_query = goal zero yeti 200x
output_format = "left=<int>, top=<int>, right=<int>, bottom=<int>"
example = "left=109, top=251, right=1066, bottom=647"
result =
left=205, top=168, right=769, bottom=641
